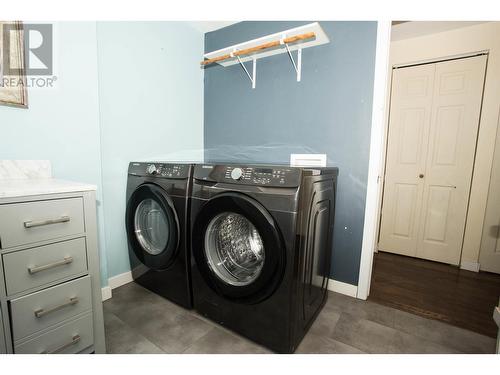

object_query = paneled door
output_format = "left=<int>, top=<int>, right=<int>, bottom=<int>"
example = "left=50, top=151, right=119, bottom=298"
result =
left=379, top=55, right=487, bottom=265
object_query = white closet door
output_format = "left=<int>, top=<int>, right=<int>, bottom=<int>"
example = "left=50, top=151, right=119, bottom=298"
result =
left=380, top=55, right=487, bottom=265
left=416, top=55, right=487, bottom=265
left=378, top=63, right=435, bottom=256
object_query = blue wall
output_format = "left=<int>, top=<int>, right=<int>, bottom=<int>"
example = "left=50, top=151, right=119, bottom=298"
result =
left=204, top=21, right=377, bottom=285
left=96, top=22, right=204, bottom=279
left=1, top=22, right=204, bottom=285
left=0, top=22, right=109, bottom=286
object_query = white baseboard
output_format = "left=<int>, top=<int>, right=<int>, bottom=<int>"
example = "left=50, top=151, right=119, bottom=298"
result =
left=327, top=278, right=358, bottom=298
left=101, top=286, right=112, bottom=301
left=102, top=273, right=359, bottom=301
left=460, top=261, right=480, bottom=272
left=108, top=270, right=134, bottom=289
left=101, top=270, right=134, bottom=301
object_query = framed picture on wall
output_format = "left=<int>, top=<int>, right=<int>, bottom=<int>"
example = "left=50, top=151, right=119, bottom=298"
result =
left=0, top=21, right=28, bottom=107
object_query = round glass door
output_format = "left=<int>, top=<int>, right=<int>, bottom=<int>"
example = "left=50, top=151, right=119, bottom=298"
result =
left=126, top=183, right=180, bottom=271
left=205, top=212, right=265, bottom=286
left=192, top=192, right=285, bottom=303
left=134, top=199, right=170, bottom=255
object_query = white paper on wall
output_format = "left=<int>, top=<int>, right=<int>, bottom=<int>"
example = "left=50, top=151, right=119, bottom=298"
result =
left=290, top=154, right=327, bottom=167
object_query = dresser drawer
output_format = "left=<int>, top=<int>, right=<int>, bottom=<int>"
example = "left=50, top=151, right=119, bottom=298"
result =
left=3, top=237, right=88, bottom=295
left=10, top=275, right=92, bottom=341
left=14, top=313, right=93, bottom=354
left=0, top=197, right=85, bottom=249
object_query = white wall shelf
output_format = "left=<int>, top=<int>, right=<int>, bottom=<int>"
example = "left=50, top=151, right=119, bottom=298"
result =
left=201, top=22, right=330, bottom=89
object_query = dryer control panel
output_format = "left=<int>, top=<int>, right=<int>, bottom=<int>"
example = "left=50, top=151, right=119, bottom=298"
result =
left=194, top=164, right=301, bottom=187
left=128, top=162, right=191, bottom=179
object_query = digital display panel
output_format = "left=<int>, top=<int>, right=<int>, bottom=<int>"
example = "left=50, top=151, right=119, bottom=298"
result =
left=255, top=168, right=273, bottom=174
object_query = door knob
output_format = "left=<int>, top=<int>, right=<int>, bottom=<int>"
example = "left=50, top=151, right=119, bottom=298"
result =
left=419, top=174, right=424, bottom=178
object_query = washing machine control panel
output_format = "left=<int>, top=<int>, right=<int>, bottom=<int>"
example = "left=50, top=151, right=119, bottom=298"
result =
left=128, top=162, right=191, bottom=179
left=222, top=166, right=300, bottom=187
left=193, top=165, right=302, bottom=187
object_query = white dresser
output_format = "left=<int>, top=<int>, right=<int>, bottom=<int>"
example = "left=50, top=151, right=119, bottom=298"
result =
left=0, top=161, right=105, bottom=354
left=0, top=305, right=5, bottom=354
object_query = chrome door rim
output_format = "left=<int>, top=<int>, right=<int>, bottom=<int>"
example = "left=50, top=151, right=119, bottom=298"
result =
left=134, top=198, right=169, bottom=255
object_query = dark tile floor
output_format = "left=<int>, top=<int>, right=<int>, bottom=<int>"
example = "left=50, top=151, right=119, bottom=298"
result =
left=103, top=282, right=497, bottom=354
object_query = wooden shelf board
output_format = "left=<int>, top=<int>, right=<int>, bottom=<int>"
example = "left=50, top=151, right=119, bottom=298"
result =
left=203, top=22, right=330, bottom=67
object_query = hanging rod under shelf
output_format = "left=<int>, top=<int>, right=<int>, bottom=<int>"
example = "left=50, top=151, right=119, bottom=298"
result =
left=200, top=32, right=316, bottom=66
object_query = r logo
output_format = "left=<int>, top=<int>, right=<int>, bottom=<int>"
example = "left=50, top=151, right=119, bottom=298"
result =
left=2, top=23, right=53, bottom=76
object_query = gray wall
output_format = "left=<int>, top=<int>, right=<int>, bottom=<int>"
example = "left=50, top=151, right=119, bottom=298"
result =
left=204, top=21, right=377, bottom=285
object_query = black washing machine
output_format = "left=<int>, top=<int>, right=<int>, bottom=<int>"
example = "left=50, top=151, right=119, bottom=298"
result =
left=126, top=162, right=193, bottom=309
left=190, top=164, right=338, bottom=353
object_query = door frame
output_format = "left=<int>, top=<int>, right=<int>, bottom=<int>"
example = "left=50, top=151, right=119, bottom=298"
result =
left=356, top=21, right=391, bottom=299
left=357, top=21, right=500, bottom=300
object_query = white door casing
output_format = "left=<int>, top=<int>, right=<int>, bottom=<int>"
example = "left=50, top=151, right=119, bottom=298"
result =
left=379, top=55, right=487, bottom=265
left=479, top=111, right=500, bottom=274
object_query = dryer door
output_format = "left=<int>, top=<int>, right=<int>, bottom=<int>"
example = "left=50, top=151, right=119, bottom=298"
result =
left=192, top=192, right=285, bottom=304
left=126, top=183, right=180, bottom=270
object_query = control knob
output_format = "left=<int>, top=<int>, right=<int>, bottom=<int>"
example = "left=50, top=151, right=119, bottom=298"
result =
left=231, top=168, right=244, bottom=180
left=147, top=164, right=158, bottom=175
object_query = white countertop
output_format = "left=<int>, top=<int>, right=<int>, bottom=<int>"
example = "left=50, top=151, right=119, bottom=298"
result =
left=0, top=178, right=97, bottom=199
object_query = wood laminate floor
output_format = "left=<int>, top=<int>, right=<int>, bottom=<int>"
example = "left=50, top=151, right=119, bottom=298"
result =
left=369, top=251, right=500, bottom=338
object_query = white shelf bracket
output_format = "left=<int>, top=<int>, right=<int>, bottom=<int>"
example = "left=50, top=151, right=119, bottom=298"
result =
left=285, top=43, right=302, bottom=82
left=236, top=55, right=256, bottom=89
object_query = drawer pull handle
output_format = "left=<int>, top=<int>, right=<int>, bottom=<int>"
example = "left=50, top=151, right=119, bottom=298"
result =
left=41, top=334, right=81, bottom=354
left=24, top=215, right=70, bottom=229
left=28, top=256, right=73, bottom=275
left=34, top=297, right=79, bottom=318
